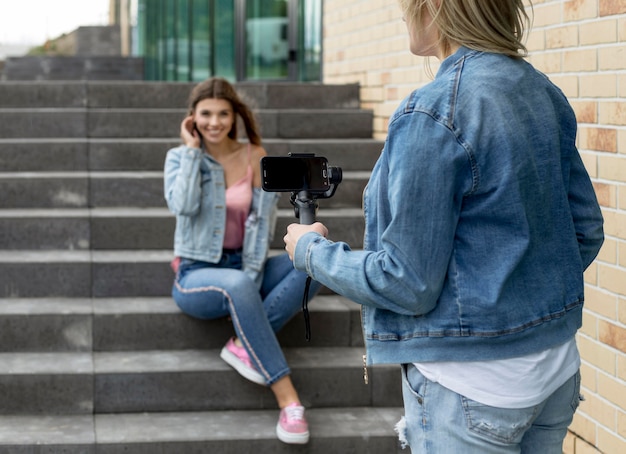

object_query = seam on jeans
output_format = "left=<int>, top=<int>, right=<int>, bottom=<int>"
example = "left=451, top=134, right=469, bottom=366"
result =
left=174, top=280, right=271, bottom=382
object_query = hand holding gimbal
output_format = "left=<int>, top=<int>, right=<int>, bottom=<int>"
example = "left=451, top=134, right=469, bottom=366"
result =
left=260, top=153, right=342, bottom=339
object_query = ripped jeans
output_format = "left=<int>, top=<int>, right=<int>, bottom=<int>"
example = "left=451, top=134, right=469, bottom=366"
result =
left=398, top=364, right=581, bottom=453
left=172, top=251, right=319, bottom=385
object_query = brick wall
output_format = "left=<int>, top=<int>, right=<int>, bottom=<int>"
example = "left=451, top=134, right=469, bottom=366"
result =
left=323, top=1, right=626, bottom=452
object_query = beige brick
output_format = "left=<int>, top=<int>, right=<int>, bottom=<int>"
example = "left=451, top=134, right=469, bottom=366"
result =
left=600, top=0, right=626, bottom=16
left=534, top=2, right=564, bottom=27
left=596, top=236, right=617, bottom=265
left=598, top=320, right=626, bottom=354
left=581, top=310, right=598, bottom=338
left=528, top=52, right=562, bottom=74
left=574, top=437, right=603, bottom=454
left=580, top=19, right=618, bottom=45
left=578, top=334, right=617, bottom=374
left=571, top=100, right=597, bottom=124
left=599, top=263, right=626, bottom=296
left=599, top=46, right=626, bottom=71
left=582, top=128, right=618, bottom=153
left=619, top=348, right=626, bottom=379
left=620, top=18, right=626, bottom=41
left=619, top=74, right=626, bottom=98
left=597, top=425, right=626, bottom=454
left=620, top=186, right=626, bottom=210
left=620, top=242, right=626, bottom=269
left=549, top=74, right=579, bottom=97
left=585, top=261, right=599, bottom=285
left=584, top=285, right=618, bottom=319
left=546, top=25, right=579, bottom=49
left=565, top=0, right=600, bottom=20
left=598, top=372, right=626, bottom=412
left=592, top=182, right=616, bottom=208
left=580, top=360, right=599, bottom=392
left=570, top=411, right=598, bottom=445
left=564, top=48, right=598, bottom=72
left=563, top=431, right=576, bottom=454
left=582, top=391, right=617, bottom=431
left=599, top=101, right=626, bottom=126
left=601, top=211, right=626, bottom=242
left=618, top=408, right=626, bottom=439
left=598, top=154, right=626, bottom=181
left=526, top=29, right=545, bottom=52
left=620, top=130, right=626, bottom=155
left=580, top=74, right=617, bottom=98
left=579, top=149, right=598, bottom=177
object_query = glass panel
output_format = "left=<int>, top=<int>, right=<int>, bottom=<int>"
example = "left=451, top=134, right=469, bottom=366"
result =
left=245, top=0, right=289, bottom=80
left=177, top=0, right=191, bottom=80
left=215, top=0, right=235, bottom=80
left=162, top=0, right=176, bottom=80
left=300, top=0, right=322, bottom=81
left=191, top=0, right=212, bottom=81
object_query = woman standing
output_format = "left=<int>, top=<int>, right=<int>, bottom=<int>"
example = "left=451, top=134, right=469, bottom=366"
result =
left=164, top=77, right=318, bottom=445
left=284, top=1, right=604, bottom=452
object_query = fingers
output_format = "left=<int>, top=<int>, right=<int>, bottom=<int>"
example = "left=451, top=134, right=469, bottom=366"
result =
left=181, top=116, right=200, bottom=148
left=283, top=223, right=328, bottom=260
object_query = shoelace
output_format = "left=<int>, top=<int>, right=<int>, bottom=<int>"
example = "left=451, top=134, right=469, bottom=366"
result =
left=283, top=405, right=305, bottom=422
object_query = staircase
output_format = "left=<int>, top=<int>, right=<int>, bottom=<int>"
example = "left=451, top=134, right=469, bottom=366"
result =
left=0, top=81, right=404, bottom=452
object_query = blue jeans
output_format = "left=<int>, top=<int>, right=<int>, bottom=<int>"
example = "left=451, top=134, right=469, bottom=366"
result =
left=399, top=364, right=581, bottom=453
left=172, top=251, right=319, bottom=385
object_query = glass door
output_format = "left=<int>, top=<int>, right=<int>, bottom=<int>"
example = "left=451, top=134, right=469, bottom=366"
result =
left=236, top=0, right=298, bottom=81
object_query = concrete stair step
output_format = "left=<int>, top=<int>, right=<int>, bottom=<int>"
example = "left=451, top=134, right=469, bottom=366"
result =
left=0, top=170, right=368, bottom=209
left=0, top=407, right=404, bottom=453
left=0, top=81, right=362, bottom=110
left=2, top=56, right=144, bottom=81
left=92, top=295, right=363, bottom=351
left=0, top=348, right=402, bottom=414
left=0, top=295, right=363, bottom=352
left=0, top=138, right=382, bottom=172
left=0, top=208, right=364, bottom=251
left=0, top=108, right=373, bottom=139
left=0, top=250, right=171, bottom=298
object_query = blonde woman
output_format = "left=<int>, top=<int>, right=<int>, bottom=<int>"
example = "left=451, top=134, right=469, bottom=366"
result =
left=284, top=1, right=603, bottom=452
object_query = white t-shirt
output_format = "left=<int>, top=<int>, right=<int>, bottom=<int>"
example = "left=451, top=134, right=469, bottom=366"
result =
left=414, top=338, right=579, bottom=409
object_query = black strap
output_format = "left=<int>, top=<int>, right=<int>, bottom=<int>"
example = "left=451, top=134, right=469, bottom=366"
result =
left=302, top=276, right=312, bottom=341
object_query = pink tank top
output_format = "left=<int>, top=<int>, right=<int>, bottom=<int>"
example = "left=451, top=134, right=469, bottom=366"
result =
left=223, top=146, right=253, bottom=250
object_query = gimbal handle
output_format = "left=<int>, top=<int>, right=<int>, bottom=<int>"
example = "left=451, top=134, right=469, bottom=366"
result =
left=293, top=190, right=317, bottom=225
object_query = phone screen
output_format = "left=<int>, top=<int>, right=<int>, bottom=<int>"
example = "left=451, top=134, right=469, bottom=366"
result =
left=261, top=156, right=331, bottom=192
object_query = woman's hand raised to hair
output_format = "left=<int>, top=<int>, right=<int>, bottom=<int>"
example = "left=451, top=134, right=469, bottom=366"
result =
left=181, top=115, right=201, bottom=149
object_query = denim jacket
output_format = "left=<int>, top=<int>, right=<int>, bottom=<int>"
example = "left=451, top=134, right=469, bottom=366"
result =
left=164, top=145, right=280, bottom=288
left=294, top=47, right=604, bottom=365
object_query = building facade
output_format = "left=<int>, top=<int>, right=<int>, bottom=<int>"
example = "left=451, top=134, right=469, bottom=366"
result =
left=133, top=0, right=322, bottom=82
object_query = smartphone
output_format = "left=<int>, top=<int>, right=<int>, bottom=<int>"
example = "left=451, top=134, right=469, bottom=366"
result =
left=261, top=156, right=331, bottom=192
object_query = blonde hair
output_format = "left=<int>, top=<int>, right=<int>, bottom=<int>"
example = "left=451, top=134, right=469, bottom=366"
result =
left=399, top=0, right=532, bottom=58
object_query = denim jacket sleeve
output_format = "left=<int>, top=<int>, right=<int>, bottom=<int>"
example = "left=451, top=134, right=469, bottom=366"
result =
left=294, top=110, right=473, bottom=316
left=164, top=145, right=204, bottom=216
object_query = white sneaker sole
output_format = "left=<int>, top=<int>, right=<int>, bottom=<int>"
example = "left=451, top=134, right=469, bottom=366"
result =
left=219, top=346, right=266, bottom=385
left=276, top=424, right=310, bottom=444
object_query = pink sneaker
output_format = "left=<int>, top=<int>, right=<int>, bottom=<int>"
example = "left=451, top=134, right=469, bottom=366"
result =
left=219, top=337, right=266, bottom=385
left=276, top=403, right=309, bottom=444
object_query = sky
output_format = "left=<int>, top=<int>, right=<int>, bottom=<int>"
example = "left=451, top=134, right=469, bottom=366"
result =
left=0, top=0, right=109, bottom=45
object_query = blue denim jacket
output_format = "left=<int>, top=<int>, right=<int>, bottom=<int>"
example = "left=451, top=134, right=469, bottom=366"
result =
left=294, top=47, right=604, bottom=364
left=164, top=145, right=280, bottom=288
